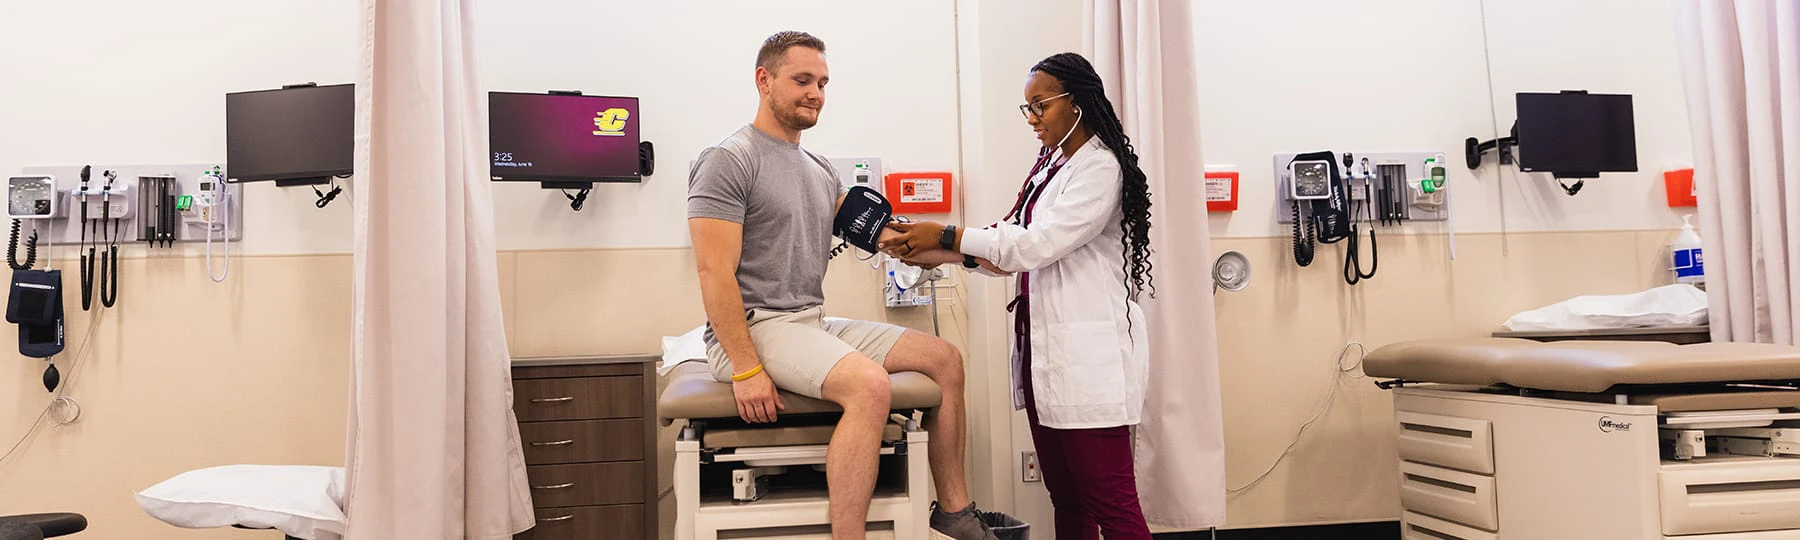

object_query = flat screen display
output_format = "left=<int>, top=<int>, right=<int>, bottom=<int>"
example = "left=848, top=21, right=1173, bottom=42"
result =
left=1515, top=91, right=1638, bottom=178
left=225, top=84, right=355, bottom=182
left=489, top=92, right=641, bottom=182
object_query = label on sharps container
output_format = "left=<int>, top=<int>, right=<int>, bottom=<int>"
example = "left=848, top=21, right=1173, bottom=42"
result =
left=1205, top=177, right=1232, bottom=202
left=1674, top=248, right=1704, bottom=279
left=901, top=179, right=944, bottom=204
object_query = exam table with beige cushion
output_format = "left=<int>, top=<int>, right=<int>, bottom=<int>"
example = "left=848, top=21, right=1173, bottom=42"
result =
left=657, top=360, right=942, bottom=540
left=1364, top=338, right=1800, bottom=540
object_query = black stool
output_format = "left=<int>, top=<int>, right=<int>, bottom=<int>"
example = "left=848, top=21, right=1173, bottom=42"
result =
left=0, top=513, right=86, bottom=539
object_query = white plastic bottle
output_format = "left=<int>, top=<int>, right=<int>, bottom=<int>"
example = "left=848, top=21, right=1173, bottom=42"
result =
left=1672, top=214, right=1705, bottom=286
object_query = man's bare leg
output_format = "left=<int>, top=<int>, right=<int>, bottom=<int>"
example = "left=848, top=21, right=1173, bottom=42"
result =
left=883, top=330, right=972, bottom=511
left=819, top=353, right=893, bottom=539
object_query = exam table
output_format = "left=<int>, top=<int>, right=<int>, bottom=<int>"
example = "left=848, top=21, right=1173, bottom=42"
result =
left=657, top=360, right=942, bottom=539
left=1366, top=338, right=1800, bottom=540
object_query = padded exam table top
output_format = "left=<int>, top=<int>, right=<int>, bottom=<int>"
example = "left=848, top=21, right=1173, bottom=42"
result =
left=1364, top=338, right=1800, bottom=394
left=658, top=360, right=943, bottom=425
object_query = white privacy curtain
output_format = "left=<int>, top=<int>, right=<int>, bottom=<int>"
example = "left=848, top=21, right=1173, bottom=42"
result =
left=343, top=0, right=535, bottom=538
left=1676, top=0, right=1800, bottom=345
left=1085, top=0, right=1227, bottom=529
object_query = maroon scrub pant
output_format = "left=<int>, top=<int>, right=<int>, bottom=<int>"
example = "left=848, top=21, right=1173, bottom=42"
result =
left=1024, top=366, right=1153, bottom=539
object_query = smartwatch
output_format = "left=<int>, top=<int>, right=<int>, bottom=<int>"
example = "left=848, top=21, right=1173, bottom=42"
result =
left=962, top=255, right=979, bottom=269
left=939, top=224, right=959, bottom=251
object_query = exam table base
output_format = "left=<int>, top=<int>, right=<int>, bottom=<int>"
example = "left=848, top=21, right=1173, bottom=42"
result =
left=673, top=419, right=932, bottom=540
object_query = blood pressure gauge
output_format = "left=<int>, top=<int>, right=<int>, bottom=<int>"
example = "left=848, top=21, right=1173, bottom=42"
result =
left=1288, top=160, right=1333, bottom=200
left=7, top=175, right=58, bottom=219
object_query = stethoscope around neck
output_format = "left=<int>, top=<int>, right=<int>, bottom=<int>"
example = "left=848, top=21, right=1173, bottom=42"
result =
left=1007, top=111, right=1084, bottom=227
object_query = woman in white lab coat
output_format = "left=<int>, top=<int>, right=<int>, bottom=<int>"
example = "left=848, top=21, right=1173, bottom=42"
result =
left=880, top=52, right=1154, bottom=540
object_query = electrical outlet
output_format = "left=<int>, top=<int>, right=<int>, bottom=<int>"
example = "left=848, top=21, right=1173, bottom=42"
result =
left=1021, top=451, right=1041, bottom=482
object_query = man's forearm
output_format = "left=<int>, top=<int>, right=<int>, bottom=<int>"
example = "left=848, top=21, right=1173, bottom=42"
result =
left=903, top=248, right=966, bottom=266
left=698, top=269, right=760, bottom=375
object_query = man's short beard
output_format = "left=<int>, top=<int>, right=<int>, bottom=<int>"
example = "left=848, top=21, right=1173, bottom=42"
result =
left=783, top=110, right=818, bottom=130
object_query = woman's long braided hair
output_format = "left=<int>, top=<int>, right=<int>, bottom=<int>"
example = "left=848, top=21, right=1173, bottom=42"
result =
left=1031, top=53, right=1156, bottom=303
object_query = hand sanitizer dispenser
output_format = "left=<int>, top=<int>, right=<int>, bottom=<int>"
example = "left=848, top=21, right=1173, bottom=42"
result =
left=1673, top=215, right=1704, bottom=286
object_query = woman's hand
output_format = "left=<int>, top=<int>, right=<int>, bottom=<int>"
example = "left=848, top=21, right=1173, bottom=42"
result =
left=879, top=221, right=946, bottom=259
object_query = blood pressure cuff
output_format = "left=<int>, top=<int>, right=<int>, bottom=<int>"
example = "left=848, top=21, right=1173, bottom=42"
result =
left=8, top=269, right=64, bottom=358
left=1291, top=150, right=1352, bottom=243
left=833, top=186, right=894, bottom=253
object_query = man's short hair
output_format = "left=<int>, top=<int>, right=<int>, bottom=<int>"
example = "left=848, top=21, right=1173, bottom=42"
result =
left=757, top=31, right=826, bottom=73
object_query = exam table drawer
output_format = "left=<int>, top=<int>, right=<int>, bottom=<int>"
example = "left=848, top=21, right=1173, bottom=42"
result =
left=519, top=419, right=645, bottom=465
left=1402, top=511, right=1498, bottom=540
left=1659, top=458, right=1800, bottom=535
left=526, top=462, right=645, bottom=508
left=1396, top=411, right=1494, bottom=475
left=1399, top=461, right=1498, bottom=532
left=515, top=504, right=643, bottom=540
left=514, top=376, right=644, bottom=422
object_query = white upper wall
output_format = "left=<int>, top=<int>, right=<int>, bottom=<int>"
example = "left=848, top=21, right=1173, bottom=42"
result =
left=0, top=1, right=961, bottom=254
left=0, top=0, right=361, bottom=256
left=1477, top=0, right=1692, bottom=232
left=476, top=0, right=962, bottom=250
left=1, top=0, right=1695, bottom=253
left=1195, top=0, right=1692, bottom=238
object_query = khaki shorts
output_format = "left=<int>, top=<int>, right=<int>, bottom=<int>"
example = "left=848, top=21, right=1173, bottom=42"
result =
left=706, top=306, right=908, bottom=399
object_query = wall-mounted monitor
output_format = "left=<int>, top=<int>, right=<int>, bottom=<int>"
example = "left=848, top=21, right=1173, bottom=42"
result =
left=489, top=91, right=643, bottom=188
left=225, top=83, right=355, bottom=185
left=1514, top=91, right=1638, bottom=179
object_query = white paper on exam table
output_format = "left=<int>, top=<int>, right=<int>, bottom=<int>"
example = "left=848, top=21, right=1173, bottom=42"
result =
left=1501, top=284, right=1708, bottom=332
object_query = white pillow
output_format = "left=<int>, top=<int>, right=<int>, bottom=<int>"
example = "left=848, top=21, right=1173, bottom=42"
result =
left=136, top=464, right=347, bottom=540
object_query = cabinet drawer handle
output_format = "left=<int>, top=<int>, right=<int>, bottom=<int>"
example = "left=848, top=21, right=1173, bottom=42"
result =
left=538, top=514, right=575, bottom=522
left=531, top=439, right=575, bottom=447
left=532, top=482, right=576, bottom=490
left=530, top=396, right=575, bottom=404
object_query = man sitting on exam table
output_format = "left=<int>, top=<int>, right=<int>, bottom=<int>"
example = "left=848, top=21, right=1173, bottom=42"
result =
left=685, top=31, right=997, bottom=540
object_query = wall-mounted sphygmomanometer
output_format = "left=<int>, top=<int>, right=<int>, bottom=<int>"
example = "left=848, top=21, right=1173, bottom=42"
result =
left=1282, top=151, right=1356, bottom=273
left=487, top=90, right=655, bottom=212
left=4, top=175, right=65, bottom=380
left=1466, top=90, right=1638, bottom=196
left=8, top=175, right=59, bottom=220
left=1275, top=149, right=1477, bottom=285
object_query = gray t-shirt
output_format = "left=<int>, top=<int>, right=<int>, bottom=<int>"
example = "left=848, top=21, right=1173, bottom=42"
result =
left=687, top=124, right=842, bottom=314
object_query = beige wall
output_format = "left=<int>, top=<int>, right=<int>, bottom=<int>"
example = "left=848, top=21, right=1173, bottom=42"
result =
left=0, top=255, right=352, bottom=539
left=0, top=0, right=1704, bottom=536
left=0, top=250, right=966, bottom=538
left=1211, top=229, right=1678, bottom=528
left=0, top=227, right=1680, bottom=536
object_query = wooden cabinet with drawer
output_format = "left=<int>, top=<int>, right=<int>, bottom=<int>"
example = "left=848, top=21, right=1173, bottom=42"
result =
left=512, top=356, right=657, bottom=540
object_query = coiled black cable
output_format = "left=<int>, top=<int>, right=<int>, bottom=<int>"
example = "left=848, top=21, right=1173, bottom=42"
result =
left=1291, top=202, right=1314, bottom=267
left=8, top=220, right=37, bottom=271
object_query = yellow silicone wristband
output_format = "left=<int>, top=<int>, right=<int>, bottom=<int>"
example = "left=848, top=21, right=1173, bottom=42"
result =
left=730, top=364, right=764, bottom=382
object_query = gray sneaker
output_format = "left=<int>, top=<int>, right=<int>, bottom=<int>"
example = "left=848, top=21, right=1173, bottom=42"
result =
left=929, top=501, right=999, bottom=540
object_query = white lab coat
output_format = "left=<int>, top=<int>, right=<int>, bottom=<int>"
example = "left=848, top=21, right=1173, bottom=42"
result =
left=960, top=136, right=1150, bottom=430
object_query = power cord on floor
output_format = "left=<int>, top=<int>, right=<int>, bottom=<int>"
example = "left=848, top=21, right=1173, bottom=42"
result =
left=1227, top=341, right=1367, bottom=495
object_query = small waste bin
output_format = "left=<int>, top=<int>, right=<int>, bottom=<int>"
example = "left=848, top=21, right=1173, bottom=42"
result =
left=982, top=512, right=1029, bottom=540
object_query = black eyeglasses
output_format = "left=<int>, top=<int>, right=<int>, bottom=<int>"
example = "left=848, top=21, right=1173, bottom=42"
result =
left=1019, top=93, right=1071, bottom=120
